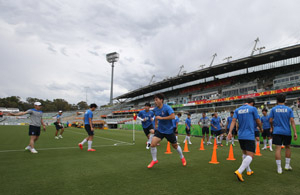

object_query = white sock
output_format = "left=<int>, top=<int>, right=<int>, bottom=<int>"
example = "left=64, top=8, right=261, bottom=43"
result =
left=219, top=135, right=223, bottom=144
left=238, top=156, right=253, bottom=174
left=184, top=136, right=187, bottom=142
left=88, top=141, right=92, bottom=149
left=285, top=158, right=291, bottom=166
left=188, top=136, right=191, bottom=142
left=148, top=134, right=154, bottom=143
left=263, top=139, right=267, bottom=147
left=209, top=136, right=212, bottom=142
left=176, top=145, right=184, bottom=159
left=276, top=160, right=281, bottom=169
left=81, top=139, right=87, bottom=145
left=231, top=137, right=234, bottom=144
left=269, top=139, right=272, bottom=147
left=242, top=154, right=251, bottom=171
left=226, top=137, right=229, bottom=144
left=176, top=136, right=178, bottom=141
left=151, top=147, right=157, bottom=161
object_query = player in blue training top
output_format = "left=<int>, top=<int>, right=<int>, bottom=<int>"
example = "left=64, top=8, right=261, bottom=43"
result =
left=198, top=112, right=212, bottom=145
left=54, top=110, right=64, bottom=139
left=78, top=103, right=98, bottom=152
left=211, top=112, right=224, bottom=146
left=137, top=103, right=155, bottom=149
left=183, top=113, right=193, bottom=144
left=147, top=93, right=186, bottom=168
left=269, top=94, right=297, bottom=174
left=227, top=98, right=263, bottom=182
left=172, top=113, right=182, bottom=143
left=260, top=108, right=273, bottom=151
left=225, top=111, right=238, bottom=146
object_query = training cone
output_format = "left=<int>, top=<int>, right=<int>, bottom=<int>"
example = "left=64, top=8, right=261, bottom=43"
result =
left=226, top=144, right=236, bottom=160
left=255, top=142, right=262, bottom=156
left=165, top=142, right=172, bottom=154
left=209, top=145, right=219, bottom=164
left=199, top=139, right=205, bottom=150
left=183, top=140, right=190, bottom=152
left=214, top=138, right=218, bottom=149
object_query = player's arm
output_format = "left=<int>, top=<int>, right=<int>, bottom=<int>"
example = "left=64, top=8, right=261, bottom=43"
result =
left=8, top=111, right=28, bottom=116
left=89, top=118, right=93, bottom=131
left=41, top=119, right=46, bottom=131
left=137, top=116, right=145, bottom=121
left=185, top=121, right=189, bottom=130
left=155, top=113, right=175, bottom=120
left=256, top=118, right=263, bottom=133
left=290, top=117, right=298, bottom=140
left=235, top=122, right=239, bottom=132
left=225, top=121, right=228, bottom=131
left=227, top=118, right=237, bottom=140
left=269, top=118, right=274, bottom=130
left=176, top=122, right=178, bottom=130
left=155, top=117, right=158, bottom=130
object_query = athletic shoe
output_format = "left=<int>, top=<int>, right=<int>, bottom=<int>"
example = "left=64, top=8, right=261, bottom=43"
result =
left=262, top=147, right=267, bottom=150
left=277, top=167, right=283, bottom=174
left=188, top=142, right=192, bottom=145
left=181, top=157, right=187, bottom=166
left=78, top=143, right=83, bottom=150
left=87, top=149, right=96, bottom=152
left=269, top=147, right=273, bottom=152
left=281, top=145, right=285, bottom=149
left=146, top=143, right=151, bottom=149
left=58, top=135, right=63, bottom=139
left=177, top=142, right=180, bottom=145
left=234, top=170, right=244, bottom=182
left=232, top=143, right=236, bottom=146
left=183, top=140, right=186, bottom=143
left=247, top=171, right=254, bottom=176
left=284, top=165, right=292, bottom=171
left=219, top=144, right=223, bottom=147
left=208, top=142, right=213, bottom=145
left=147, top=160, right=158, bottom=168
left=25, top=146, right=31, bottom=151
left=226, top=143, right=228, bottom=146
left=31, top=148, right=38, bottom=154
left=55, top=136, right=59, bottom=139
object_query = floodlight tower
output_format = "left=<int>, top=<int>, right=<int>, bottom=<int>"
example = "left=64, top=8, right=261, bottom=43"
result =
left=251, top=37, right=260, bottom=56
left=106, top=52, right=119, bottom=105
left=149, top=75, right=155, bottom=85
left=209, top=53, right=217, bottom=67
left=178, top=65, right=184, bottom=76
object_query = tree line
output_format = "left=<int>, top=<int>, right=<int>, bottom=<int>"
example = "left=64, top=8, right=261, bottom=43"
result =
left=0, top=96, right=89, bottom=112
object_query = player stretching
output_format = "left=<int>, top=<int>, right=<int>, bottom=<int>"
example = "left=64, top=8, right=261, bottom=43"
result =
left=225, top=111, right=238, bottom=146
left=227, top=98, right=263, bottom=182
left=198, top=112, right=211, bottom=145
left=261, top=109, right=273, bottom=151
left=137, top=103, right=155, bottom=149
left=183, top=113, right=193, bottom=144
left=54, top=110, right=64, bottom=139
left=148, top=93, right=186, bottom=168
left=78, top=104, right=98, bottom=151
left=172, top=113, right=182, bottom=143
left=8, top=102, right=46, bottom=153
left=269, top=94, right=297, bottom=174
left=211, top=112, right=223, bottom=146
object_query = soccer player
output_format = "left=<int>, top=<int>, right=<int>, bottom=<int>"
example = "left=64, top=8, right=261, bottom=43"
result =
left=261, top=108, right=273, bottom=151
left=54, top=110, right=64, bottom=139
left=148, top=93, right=186, bottom=168
left=269, top=94, right=298, bottom=174
left=183, top=113, right=193, bottom=144
left=8, top=102, right=46, bottom=154
left=172, top=113, right=182, bottom=143
left=227, top=98, right=263, bottom=182
left=211, top=112, right=223, bottom=146
left=78, top=103, right=98, bottom=152
left=225, top=111, right=238, bottom=146
left=198, top=112, right=211, bottom=145
left=137, top=103, right=155, bottom=149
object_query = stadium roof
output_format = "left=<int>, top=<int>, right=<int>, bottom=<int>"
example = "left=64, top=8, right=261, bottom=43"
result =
left=115, top=44, right=300, bottom=100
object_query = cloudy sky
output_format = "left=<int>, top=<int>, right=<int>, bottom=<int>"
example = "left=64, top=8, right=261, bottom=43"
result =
left=1, top=0, right=300, bottom=105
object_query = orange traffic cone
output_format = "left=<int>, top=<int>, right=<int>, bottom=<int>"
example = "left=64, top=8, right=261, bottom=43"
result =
left=255, top=142, right=262, bottom=156
left=214, top=138, right=218, bottom=149
left=199, top=139, right=205, bottom=150
left=226, top=144, right=236, bottom=160
left=183, top=140, right=190, bottom=152
left=209, top=145, right=219, bottom=164
left=165, top=142, right=172, bottom=154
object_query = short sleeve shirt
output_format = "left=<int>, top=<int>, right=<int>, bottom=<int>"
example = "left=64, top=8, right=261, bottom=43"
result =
left=269, top=105, right=294, bottom=136
left=138, top=110, right=154, bottom=128
left=26, top=109, right=43, bottom=127
left=153, top=104, right=174, bottom=134
left=260, top=115, right=271, bottom=130
left=84, top=109, right=93, bottom=125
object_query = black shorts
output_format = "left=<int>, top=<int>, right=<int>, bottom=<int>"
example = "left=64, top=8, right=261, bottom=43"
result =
left=212, top=130, right=222, bottom=136
left=85, top=124, right=94, bottom=136
left=143, top=125, right=154, bottom=136
left=154, top=130, right=177, bottom=144
left=262, top=129, right=271, bottom=138
left=202, top=127, right=209, bottom=135
left=185, top=127, right=191, bottom=135
left=226, top=128, right=236, bottom=134
left=273, top=134, right=292, bottom=146
left=55, top=123, right=63, bottom=130
left=29, top=125, right=41, bottom=136
left=255, top=131, right=260, bottom=138
left=173, top=127, right=178, bottom=134
left=239, top=139, right=255, bottom=153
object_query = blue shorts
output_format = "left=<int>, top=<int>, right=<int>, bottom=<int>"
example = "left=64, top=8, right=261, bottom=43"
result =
left=85, top=124, right=94, bottom=136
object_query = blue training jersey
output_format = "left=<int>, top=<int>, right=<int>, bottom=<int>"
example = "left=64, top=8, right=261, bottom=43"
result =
left=269, top=105, right=294, bottom=136
left=185, top=118, right=191, bottom=128
left=84, top=109, right=93, bottom=125
left=172, top=115, right=179, bottom=128
left=233, top=104, right=260, bottom=140
left=153, top=104, right=174, bottom=134
left=227, top=116, right=233, bottom=129
left=260, top=115, right=271, bottom=130
left=138, top=110, right=154, bottom=128
left=211, top=117, right=221, bottom=131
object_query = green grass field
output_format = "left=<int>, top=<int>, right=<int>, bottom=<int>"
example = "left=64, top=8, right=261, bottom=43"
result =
left=0, top=126, right=300, bottom=195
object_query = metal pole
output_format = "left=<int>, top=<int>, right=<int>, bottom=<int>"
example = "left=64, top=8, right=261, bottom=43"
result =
left=133, top=120, right=135, bottom=144
left=110, top=61, right=114, bottom=105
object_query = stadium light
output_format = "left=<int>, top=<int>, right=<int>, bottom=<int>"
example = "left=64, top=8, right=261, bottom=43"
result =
left=106, top=52, right=119, bottom=105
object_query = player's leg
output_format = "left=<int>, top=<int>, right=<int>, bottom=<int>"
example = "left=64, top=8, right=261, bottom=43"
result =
left=206, top=128, right=210, bottom=144
left=148, top=133, right=162, bottom=168
left=219, top=132, right=224, bottom=146
left=274, top=135, right=283, bottom=174
left=266, top=129, right=272, bottom=151
left=144, top=127, right=151, bottom=149
left=284, top=135, right=292, bottom=170
left=187, top=131, right=192, bottom=144
left=183, top=128, right=188, bottom=143
left=262, top=130, right=267, bottom=150
left=208, top=129, right=213, bottom=144
left=55, top=129, right=59, bottom=139
left=235, top=140, right=255, bottom=181
left=169, top=134, right=186, bottom=166
left=59, top=127, right=64, bottom=138
left=29, top=135, right=38, bottom=153
left=87, top=135, right=95, bottom=151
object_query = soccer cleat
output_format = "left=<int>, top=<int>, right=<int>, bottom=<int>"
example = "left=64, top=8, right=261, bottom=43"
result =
left=208, top=142, right=213, bottom=145
left=87, top=149, right=96, bottom=152
left=78, top=143, right=83, bottom=150
left=269, top=147, right=273, bottom=152
left=220, top=144, right=223, bottom=147
left=247, top=171, right=254, bottom=176
left=234, top=170, right=244, bottom=182
left=188, top=142, right=192, bottom=145
left=183, top=140, right=186, bottom=143
left=181, top=157, right=187, bottom=166
left=281, top=145, right=285, bottom=149
left=262, top=147, right=267, bottom=150
left=147, top=160, right=158, bottom=168
left=284, top=165, right=292, bottom=171
left=277, top=167, right=283, bottom=174
left=146, top=143, right=151, bottom=149
left=31, top=148, right=38, bottom=154
left=232, top=143, right=236, bottom=146
left=226, top=143, right=228, bottom=146
left=25, top=146, right=31, bottom=151
left=58, top=135, right=63, bottom=139
left=55, top=136, right=59, bottom=139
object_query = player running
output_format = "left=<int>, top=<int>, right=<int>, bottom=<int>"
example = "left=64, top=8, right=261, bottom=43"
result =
left=78, top=103, right=98, bottom=152
left=198, top=112, right=211, bottom=145
left=137, top=103, right=155, bottom=149
left=269, top=94, right=298, bottom=174
left=172, top=113, right=182, bottom=143
left=227, top=98, right=263, bottom=182
left=225, top=111, right=238, bottom=146
left=148, top=93, right=186, bottom=168
left=183, top=113, right=193, bottom=144
left=261, top=108, right=273, bottom=151
left=211, top=112, right=223, bottom=146
left=54, top=110, right=64, bottom=139
left=8, top=102, right=46, bottom=154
